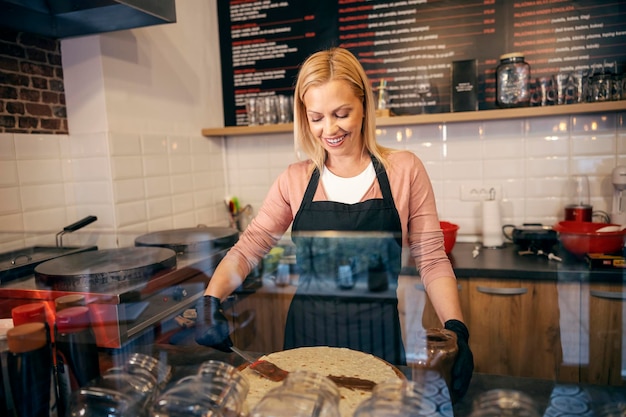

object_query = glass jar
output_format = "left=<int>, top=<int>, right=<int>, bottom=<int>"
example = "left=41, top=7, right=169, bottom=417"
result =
left=249, top=370, right=340, bottom=417
left=496, top=53, right=531, bottom=108
left=353, top=379, right=438, bottom=416
left=469, top=389, right=540, bottom=417
left=69, top=353, right=171, bottom=417
left=406, top=328, right=458, bottom=398
left=150, top=360, right=249, bottom=417
left=597, top=402, right=626, bottom=417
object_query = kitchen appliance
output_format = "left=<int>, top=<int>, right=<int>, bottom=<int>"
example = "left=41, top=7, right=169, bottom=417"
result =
left=564, top=175, right=592, bottom=222
left=0, top=227, right=240, bottom=349
left=502, top=224, right=559, bottom=253
left=34, top=247, right=178, bottom=292
left=611, top=165, right=626, bottom=226
left=0, top=216, right=98, bottom=283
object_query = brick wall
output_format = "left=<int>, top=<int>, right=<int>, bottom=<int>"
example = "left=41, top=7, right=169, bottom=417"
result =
left=0, top=29, right=67, bottom=134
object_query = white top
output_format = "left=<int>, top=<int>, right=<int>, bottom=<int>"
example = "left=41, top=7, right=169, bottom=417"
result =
left=321, top=161, right=376, bottom=204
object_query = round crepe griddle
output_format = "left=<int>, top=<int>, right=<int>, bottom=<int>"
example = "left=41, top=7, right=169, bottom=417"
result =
left=34, top=247, right=177, bottom=293
left=134, top=227, right=239, bottom=254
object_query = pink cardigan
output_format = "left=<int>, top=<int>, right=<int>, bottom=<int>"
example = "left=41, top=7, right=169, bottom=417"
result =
left=225, top=150, right=455, bottom=288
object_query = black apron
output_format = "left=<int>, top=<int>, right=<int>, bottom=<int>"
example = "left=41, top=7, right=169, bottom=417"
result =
left=285, top=155, right=406, bottom=365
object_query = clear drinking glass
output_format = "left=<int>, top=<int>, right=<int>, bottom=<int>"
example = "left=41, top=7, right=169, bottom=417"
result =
left=537, top=76, right=555, bottom=106
left=277, top=95, right=292, bottom=123
left=591, top=73, right=612, bottom=101
left=246, top=97, right=258, bottom=125
left=555, top=72, right=580, bottom=105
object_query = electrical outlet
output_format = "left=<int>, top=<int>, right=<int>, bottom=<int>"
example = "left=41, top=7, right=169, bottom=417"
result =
left=460, top=184, right=502, bottom=201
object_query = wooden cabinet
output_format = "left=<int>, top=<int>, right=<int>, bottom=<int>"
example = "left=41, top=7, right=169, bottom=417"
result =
left=396, top=275, right=470, bottom=358
left=226, top=283, right=296, bottom=353
left=583, top=282, right=626, bottom=386
left=464, top=278, right=566, bottom=381
left=406, top=275, right=626, bottom=385
left=225, top=273, right=625, bottom=386
left=400, top=276, right=470, bottom=330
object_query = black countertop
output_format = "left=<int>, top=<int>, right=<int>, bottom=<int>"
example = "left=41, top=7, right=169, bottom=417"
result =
left=431, top=242, right=625, bottom=283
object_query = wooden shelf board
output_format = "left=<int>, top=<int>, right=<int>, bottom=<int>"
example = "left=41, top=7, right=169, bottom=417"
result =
left=202, top=101, right=626, bottom=137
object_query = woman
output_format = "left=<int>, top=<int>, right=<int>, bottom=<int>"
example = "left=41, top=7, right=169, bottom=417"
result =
left=195, top=47, right=473, bottom=401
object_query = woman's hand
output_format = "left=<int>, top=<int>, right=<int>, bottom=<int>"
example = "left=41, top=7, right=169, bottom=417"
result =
left=194, top=296, right=233, bottom=352
left=444, top=319, right=474, bottom=403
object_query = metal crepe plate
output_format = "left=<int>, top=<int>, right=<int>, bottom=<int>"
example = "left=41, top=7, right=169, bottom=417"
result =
left=34, top=247, right=177, bottom=293
left=134, top=227, right=239, bottom=254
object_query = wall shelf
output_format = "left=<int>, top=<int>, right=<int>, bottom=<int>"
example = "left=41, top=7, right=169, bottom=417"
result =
left=201, top=101, right=625, bottom=137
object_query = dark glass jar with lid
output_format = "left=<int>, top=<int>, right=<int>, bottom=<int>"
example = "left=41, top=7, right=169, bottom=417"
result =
left=496, top=53, right=531, bottom=108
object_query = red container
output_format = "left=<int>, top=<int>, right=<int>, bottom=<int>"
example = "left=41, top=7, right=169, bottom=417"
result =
left=564, top=204, right=593, bottom=222
left=440, top=221, right=460, bottom=254
left=552, top=221, right=626, bottom=256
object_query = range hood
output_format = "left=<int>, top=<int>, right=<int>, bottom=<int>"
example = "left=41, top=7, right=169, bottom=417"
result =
left=0, top=0, right=176, bottom=39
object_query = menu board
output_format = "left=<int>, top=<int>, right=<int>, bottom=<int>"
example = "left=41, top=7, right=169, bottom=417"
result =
left=217, top=1, right=626, bottom=126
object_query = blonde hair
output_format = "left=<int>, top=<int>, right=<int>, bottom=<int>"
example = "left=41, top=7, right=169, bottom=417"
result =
left=293, top=47, right=391, bottom=173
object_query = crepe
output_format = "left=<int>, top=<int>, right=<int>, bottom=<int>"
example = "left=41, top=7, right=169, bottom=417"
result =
left=240, top=346, right=404, bottom=417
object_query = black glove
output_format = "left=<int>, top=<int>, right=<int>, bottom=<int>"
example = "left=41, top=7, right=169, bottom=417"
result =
left=194, top=296, right=233, bottom=352
left=444, top=319, right=474, bottom=403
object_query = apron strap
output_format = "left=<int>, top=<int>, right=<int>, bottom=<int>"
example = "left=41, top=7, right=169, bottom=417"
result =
left=371, top=155, right=394, bottom=205
left=293, top=167, right=320, bottom=226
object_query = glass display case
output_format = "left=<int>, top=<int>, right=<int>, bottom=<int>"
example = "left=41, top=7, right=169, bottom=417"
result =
left=0, top=226, right=623, bottom=416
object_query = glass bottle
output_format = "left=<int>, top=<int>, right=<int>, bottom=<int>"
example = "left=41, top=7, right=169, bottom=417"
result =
left=249, top=370, right=340, bottom=417
left=151, top=360, right=248, bottom=417
left=6, top=322, right=53, bottom=417
left=353, top=379, right=436, bottom=416
left=0, top=322, right=9, bottom=415
left=11, top=303, right=58, bottom=416
left=55, top=306, right=101, bottom=417
left=376, top=79, right=389, bottom=111
left=469, top=389, right=540, bottom=417
left=496, top=53, right=531, bottom=108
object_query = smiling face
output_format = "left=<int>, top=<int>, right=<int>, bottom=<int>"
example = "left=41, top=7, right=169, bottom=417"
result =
left=302, top=79, right=365, bottom=161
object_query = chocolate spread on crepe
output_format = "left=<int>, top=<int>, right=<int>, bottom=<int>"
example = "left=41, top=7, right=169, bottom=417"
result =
left=251, top=359, right=376, bottom=390
left=240, top=347, right=403, bottom=417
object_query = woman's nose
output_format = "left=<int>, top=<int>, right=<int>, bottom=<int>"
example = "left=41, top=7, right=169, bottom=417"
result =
left=322, top=117, right=337, bottom=135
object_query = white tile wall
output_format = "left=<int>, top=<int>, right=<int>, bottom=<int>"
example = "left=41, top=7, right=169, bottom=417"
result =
left=0, top=111, right=624, bottom=251
left=226, top=111, right=626, bottom=241
left=0, top=131, right=229, bottom=250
